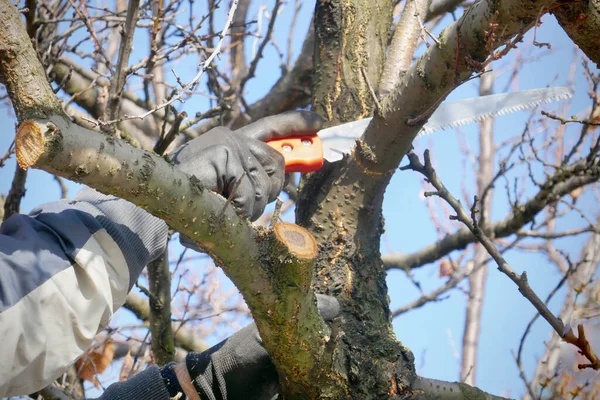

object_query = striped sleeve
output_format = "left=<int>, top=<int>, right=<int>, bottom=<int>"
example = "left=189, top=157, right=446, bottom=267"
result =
left=0, top=188, right=168, bottom=397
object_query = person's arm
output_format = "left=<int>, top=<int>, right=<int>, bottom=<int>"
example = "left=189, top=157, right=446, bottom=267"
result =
left=92, top=293, right=339, bottom=400
left=0, top=188, right=169, bottom=397
left=0, top=110, right=324, bottom=398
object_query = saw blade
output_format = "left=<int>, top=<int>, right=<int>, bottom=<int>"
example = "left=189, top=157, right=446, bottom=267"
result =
left=319, top=87, right=573, bottom=163
left=421, top=86, right=573, bottom=134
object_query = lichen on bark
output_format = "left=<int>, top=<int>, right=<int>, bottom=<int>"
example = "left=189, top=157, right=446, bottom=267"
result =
left=304, top=0, right=417, bottom=397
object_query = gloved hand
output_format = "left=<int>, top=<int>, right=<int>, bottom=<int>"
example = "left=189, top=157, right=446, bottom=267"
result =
left=168, top=111, right=324, bottom=222
left=186, top=294, right=340, bottom=400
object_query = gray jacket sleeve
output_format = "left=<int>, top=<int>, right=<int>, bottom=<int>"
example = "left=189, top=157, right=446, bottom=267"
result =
left=0, top=187, right=168, bottom=398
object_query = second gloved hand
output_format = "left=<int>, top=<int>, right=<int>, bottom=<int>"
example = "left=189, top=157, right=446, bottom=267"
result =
left=168, top=111, right=324, bottom=221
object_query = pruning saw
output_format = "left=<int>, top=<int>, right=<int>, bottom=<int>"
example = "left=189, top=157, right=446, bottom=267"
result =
left=267, top=87, right=573, bottom=173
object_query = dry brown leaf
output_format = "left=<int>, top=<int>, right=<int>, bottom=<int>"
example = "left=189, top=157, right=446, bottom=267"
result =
left=119, top=350, right=134, bottom=382
left=75, top=341, right=115, bottom=387
left=439, top=260, right=455, bottom=278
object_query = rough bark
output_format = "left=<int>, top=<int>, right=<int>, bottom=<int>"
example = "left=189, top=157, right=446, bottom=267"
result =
left=3, top=165, right=27, bottom=220
left=303, top=0, right=561, bottom=396
left=304, top=0, right=418, bottom=397
left=553, top=0, right=600, bottom=67
left=147, top=249, right=176, bottom=365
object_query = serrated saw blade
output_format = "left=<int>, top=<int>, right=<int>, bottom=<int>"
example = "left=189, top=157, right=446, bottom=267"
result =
left=319, top=87, right=573, bottom=163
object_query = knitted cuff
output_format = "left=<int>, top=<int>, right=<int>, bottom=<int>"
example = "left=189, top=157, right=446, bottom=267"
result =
left=160, top=362, right=185, bottom=398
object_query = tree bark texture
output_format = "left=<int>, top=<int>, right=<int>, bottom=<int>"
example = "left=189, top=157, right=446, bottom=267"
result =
left=148, top=248, right=176, bottom=365
left=553, top=0, right=600, bottom=67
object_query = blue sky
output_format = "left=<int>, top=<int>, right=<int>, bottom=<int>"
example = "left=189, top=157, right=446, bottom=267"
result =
left=1, top=1, right=598, bottom=397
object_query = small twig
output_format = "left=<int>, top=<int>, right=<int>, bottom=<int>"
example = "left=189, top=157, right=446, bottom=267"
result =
left=54, top=175, right=68, bottom=199
left=219, top=172, right=247, bottom=218
left=102, top=0, right=141, bottom=134
left=0, top=141, right=15, bottom=167
left=563, top=324, right=600, bottom=370
left=360, top=66, right=381, bottom=113
left=154, top=110, right=187, bottom=156
left=270, top=197, right=284, bottom=227
left=541, top=110, right=600, bottom=126
left=239, top=0, right=283, bottom=92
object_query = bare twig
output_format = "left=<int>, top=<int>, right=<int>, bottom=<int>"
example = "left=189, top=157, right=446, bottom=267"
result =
left=54, top=175, right=68, bottom=199
left=102, top=0, right=141, bottom=133
left=3, top=165, right=27, bottom=221
left=361, top=66, right=381, bottom=112
left=402, top=149, right=600, bottom=371
left=541, top=110, right=600, bottom=126
left=154, top=110, right=187, bottom=155
left=0, top=140, right=14, bottom=167
left=239, top=0, right=283, bottom=93
left=270, top=197, right=284, bottom=226
left=102, top=0, right=239, bottom=124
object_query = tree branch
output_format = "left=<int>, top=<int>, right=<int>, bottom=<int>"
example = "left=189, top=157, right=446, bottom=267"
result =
left=1, top=2, right=340, bottom=394
left=103, top=0, right=140, bottom=131
left=353, top=0, right=557, bottom=180
left=384, top=155, right=600, bottom=270
left=147, top=248, right=176, bottom=365
left=552, top=0, right=600, bottom=67
left=409, top=376, right=510, bottom=399
left=379, top=0, right=431, bottom=97
left=402, top=149, right=600, bottom=371
left=3, top=165, right=27, bottom=221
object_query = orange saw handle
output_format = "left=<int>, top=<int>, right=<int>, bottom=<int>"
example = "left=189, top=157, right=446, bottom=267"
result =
left=267, top=134, right=324, bottom=174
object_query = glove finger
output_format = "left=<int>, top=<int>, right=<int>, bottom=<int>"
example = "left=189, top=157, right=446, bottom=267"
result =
left=235, top=111, right=324, bottom=142
left=225, top=160, right=256, bottom=220
left=246, top=141, right=286, bottom=203
left=244, top=157, right=271, bottom=221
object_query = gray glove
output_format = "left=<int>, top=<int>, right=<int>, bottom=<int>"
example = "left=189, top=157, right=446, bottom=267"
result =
left=168, top=111, right=324, bottom=221
left=186, top=294, right=340, bottom=400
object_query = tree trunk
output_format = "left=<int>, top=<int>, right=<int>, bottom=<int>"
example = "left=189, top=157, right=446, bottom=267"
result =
left=297, top=0, right=417, bottom=396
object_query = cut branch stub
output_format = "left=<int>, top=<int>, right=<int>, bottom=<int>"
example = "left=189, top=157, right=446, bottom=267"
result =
left=15, top=120, right=46, bottom=169
left=271, top=222, right=318, bottom=291
left=274, top=222, right=318, bottom=259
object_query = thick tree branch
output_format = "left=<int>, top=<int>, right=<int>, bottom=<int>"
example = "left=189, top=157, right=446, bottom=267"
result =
left=552, top=0, right=600, bottom=67
left=354, top=0, right=558, bottom=179
left=379, top=0, right=432, bottom=97
left=409, top=376, right=510, bottom=399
